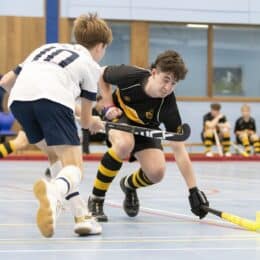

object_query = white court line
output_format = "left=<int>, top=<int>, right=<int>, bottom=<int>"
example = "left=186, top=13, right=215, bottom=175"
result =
left=0, top=200, right=36, bottom=203
left=106, top=201, right=245, bottom=231
left=1, top=247, right=260, bottom=253
left=0, top=234, right=257, bottom=241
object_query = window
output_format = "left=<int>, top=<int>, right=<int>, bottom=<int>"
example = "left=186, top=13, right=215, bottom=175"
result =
left=149, top=24, right=208, bottom=97
left=100, top=22, right=130, bottom=66
left=213, top=26, right=260, bottom=97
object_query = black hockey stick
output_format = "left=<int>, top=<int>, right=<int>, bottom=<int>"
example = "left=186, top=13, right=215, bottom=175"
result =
left=104, top=122, right=191, bottom=141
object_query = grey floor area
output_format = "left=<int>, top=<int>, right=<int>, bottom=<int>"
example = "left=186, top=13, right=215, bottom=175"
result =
left=0, top=160, right=260, bottom=260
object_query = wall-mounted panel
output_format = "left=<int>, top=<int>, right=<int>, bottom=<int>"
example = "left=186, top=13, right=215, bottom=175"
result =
left=132, top=9, right=250, bottom=24
left=250, top=0, right=260, bottom=12
left=249, top=12, right=260, bottom=24
left=61, top=0, right=131, bottom=18
left=0, top=0, right=44, bottom=17
left=132, top=0, right=248, bottom=12
left=60, top=0, right=259, bottom=24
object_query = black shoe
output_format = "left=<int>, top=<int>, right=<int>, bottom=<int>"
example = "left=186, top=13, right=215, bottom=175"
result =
left=88, top=196, right=108, bottom=222
left=120, top=177, right=140, bottom=217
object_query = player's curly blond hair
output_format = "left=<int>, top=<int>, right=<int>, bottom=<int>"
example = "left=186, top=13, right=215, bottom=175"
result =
left=73, top=13, right=113, bottom=49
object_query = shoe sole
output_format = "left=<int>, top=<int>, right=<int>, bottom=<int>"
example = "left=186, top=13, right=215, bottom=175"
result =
left=74, top=225, right=92, bottom=236
left=33, top=180, right=55, bottom=237
left=74, top=225, right=102, bottom=236
left=95, top=215, right=108, bottom=222
left=74, top=217, right=102, bottom=236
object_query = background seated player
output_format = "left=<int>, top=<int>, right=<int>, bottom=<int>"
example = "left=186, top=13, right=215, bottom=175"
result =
left=234, top=104, right=260, bottom=155
left=202, top=103, right=231, bottom=157
left=0, top=130, right=28, bottom=159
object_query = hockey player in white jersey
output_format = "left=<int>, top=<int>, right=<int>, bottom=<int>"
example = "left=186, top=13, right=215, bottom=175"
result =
left=0, top=13, right=112, bottom=238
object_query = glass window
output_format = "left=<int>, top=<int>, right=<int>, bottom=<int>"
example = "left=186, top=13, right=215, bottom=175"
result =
left=149, top=24, right=208, bottom=97
left=213, top=26, right=260, bottom=97
left=100, top=22, right=130, bottom=66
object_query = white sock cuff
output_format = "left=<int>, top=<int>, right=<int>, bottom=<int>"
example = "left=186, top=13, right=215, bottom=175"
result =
left=56, top=165, right=82, bottom=193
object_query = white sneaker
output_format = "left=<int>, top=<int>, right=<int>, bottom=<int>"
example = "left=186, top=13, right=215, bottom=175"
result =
left=224, top=152, right=232, bottom=157
left=205, top=151, right=213, bottom=157
left=74, top=215, right=102, bottom=236
left=33, top=179, right=62, bottom=237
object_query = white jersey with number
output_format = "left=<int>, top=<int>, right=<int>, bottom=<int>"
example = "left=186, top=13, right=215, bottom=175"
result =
left=8, top=43, right=101, bottom=111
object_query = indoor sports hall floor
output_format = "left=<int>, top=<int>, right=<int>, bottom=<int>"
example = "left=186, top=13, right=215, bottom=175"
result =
left=1, top=160, right=260, bottom=260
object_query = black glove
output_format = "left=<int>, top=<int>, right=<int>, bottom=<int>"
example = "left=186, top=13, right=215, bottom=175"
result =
left=189, top=187, right=209, bottom=219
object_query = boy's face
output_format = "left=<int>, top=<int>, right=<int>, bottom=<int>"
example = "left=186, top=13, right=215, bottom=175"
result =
left=241, top=108, right=250, bottom=118
left=211, top=109, right=220, bottom=117
left=149, top=69, right=177, bottom=98
left=94, top=43, right=108, bottom=62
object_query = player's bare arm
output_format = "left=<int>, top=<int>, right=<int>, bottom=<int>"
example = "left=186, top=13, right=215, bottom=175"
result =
left=168, top=141, right=197, bottom=189
left=98, top=73, right=122, bottom=120
left=0, top=70, right=18, bottom=93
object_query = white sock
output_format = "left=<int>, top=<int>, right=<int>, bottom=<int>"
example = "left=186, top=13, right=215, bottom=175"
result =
left=66, top=192, right=88, bottom=217
left=49, top=160, right=62, bottom=178
left=55, top=165, right=82, bottom=197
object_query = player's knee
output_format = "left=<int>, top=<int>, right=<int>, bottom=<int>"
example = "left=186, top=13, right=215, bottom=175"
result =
left=146, top=165, right=166, bottom=183
left=221, top=129, right=230, bottom=138
left=204, top=129, right=213, bottom=138
left=113, top=138, right=134, bottom=159
left=251, top=134, right=258, bottom=141
left=239, top=132, right=247, bottom=139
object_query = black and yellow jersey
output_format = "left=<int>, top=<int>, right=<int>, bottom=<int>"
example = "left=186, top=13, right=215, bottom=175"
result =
left=103, top=65, right=182, bottom=132
left=234, top=117, right=256, bottom=133
left=202, top=112, right=227, bottom=131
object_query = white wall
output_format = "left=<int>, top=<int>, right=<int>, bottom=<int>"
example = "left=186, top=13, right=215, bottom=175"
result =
left=0, top=0, right=259, bottom=24
left=0, top=0, right=44, bottom=17
left=60, top=0, right=260, bottom=24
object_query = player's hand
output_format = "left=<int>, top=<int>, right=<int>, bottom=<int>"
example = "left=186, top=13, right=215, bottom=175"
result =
left=103, top=106, right=122, bottom=120
left=189, top=187, right=209, bottom=219
left=88, top=116, right=104, bottom=134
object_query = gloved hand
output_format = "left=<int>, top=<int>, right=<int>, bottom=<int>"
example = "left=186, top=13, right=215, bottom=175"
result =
left=189, top=187, right=209, bottom=219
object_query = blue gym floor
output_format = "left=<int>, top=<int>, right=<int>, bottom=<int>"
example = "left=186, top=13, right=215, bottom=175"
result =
left=0, top=160, right=260, bottom=260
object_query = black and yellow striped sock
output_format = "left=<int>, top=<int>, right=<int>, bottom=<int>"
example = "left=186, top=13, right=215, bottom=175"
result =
left=253, top=139, right=260, bottom=154
left=203, top=132, right=214, bottom=153
left=221, top=133, right=231, bottom=153
left=241, top=136, right=251, bottom=154
left=92, top=148, right=122, bottom=198
left=0, top=141, right=15, bottom=158
left=126, top=169, right=154, bottom=189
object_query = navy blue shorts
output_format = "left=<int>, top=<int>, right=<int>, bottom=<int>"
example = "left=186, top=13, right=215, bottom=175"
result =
left=10, top=99, right=80, bottom=146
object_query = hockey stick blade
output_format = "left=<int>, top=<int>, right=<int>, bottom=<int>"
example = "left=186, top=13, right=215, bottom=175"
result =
left=105, top=122, right=191, bottom=141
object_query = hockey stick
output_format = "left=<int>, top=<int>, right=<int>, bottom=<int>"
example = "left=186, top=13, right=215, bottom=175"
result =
left=213, top=129, right=223, bottom=156
left=230, top=142, right=249, bottom=157
left=104, top=122, right=191, bottom=141
left=202, top=205, right=260, bottom=232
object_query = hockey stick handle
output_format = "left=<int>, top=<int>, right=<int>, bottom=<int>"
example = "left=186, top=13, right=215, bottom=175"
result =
left=213, top=129, right=223, bottom=156
left=103, top=121, right=191, bottom=141
left=201, top=205, right=259, bottom=231
left=230, top=142, right=249, bottom=157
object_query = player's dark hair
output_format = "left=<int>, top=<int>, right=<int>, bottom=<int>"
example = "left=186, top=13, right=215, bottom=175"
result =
left=153, top=50, right=188, bottom=81
left=210, top=103, right=221, bottom=111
